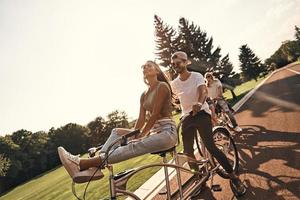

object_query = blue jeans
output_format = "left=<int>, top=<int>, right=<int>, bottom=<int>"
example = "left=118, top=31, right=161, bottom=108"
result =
left=100, top=119, right=177, bottom=164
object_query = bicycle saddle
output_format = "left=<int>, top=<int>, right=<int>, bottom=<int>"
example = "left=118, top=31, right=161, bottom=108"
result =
left=151, top=146, right=176, bottom=157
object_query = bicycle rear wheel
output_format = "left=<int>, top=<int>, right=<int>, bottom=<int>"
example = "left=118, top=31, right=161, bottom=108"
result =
left=210, top=127, right=239, bottom=178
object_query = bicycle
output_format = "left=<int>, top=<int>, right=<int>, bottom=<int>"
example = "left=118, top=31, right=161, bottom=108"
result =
left=71, top=116, right=240, bottom=199
left=211, top=98, right=236, bottom=131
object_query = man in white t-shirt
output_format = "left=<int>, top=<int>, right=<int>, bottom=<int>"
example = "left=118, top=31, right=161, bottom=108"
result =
left=170, top=51, right=246, bottom=196
left=205, top=72, right=242, bottom=132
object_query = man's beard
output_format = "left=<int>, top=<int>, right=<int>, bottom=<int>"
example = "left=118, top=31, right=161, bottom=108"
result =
left=174, top=66, right=184, bottom=74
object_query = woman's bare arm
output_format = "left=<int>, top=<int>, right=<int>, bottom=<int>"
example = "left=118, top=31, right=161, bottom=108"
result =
left=134, top=93, right=146, bottom=130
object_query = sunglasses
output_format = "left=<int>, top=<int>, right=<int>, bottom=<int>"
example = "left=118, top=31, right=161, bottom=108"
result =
left=171, top=60, right=185, bottom=67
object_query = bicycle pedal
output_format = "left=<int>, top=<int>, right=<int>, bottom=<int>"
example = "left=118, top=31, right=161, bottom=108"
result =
left=211, top=184, right=222, bottom=192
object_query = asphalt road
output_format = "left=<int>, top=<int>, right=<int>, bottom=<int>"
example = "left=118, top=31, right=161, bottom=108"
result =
left=153, top=64, right=300, bottom=200
left=197, top=64, right=300, bottom=200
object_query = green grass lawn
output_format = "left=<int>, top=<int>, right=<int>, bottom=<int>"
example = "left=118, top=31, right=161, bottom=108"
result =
left=0, top=153, right=171, bottom=200
left=223, top=76, right=265, bottom=106
left=0, top=78, right=264, bottom=200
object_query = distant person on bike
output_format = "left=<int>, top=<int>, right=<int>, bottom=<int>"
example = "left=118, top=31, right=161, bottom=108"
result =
left=58, top=60, right=177, bottom=182
left=170, top=51, right=246, bottom=195
left=205, top=72, right=242, bottom=132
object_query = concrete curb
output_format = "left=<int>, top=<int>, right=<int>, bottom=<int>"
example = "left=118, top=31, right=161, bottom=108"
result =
left=133, top=62, right=299, bottom=199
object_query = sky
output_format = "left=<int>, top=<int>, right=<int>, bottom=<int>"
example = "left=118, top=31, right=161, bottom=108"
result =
left=1, top=0, right=300, bottom=135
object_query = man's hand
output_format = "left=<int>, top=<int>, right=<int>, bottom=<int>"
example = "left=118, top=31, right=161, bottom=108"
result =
left=192, top=103, right=202, bottom=116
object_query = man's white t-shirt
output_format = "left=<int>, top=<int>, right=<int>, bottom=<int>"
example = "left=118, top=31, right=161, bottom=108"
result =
left=207, top=79, right=223, bottom=99
left=171, top=72, right=211, bottom=116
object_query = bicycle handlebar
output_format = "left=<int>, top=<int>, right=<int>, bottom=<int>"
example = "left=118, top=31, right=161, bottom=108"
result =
left=104, top=129, right=140, bottom=162
left=88, top=129, right=140, bottom=158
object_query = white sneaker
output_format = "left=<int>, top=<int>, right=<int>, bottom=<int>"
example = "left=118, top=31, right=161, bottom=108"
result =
left=233, top=126, right=242, bottom=132
left=58, top=147, right=80, bottom=178
left=58, top=146, right=104, bottom=183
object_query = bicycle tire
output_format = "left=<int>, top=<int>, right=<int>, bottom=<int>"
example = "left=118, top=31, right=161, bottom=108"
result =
left=209, top=127, right=239, bottom=178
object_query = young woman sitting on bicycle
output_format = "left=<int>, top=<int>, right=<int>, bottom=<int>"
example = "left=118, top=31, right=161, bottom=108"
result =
left=57, top=60, right=177, bottom=182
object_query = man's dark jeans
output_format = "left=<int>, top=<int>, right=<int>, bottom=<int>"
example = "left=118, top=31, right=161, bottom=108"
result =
left=181, top=111, right=234, bottom=173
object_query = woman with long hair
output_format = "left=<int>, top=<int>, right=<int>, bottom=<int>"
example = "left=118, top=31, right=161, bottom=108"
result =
left=58, top=60, right=177, bottom=182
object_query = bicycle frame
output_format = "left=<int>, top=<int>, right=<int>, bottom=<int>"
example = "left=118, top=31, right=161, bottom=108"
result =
left=105, top=153, right=220, bottom=200
left=99, top=130, right=221, bottom=200
left=211, top=99, right=235, bottom=130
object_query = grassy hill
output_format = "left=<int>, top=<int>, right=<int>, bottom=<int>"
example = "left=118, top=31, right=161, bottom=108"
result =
left=0, top=77, right=264, bottom=200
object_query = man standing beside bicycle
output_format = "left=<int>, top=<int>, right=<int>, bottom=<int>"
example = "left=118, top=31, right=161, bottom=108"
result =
left=170, top=51, right=246, bottom=196
left=205, top=72, right=242, bottom=132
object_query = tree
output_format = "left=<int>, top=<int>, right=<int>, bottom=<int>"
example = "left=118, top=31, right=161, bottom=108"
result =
left=265, top=26, right=300, bottom=69
left=0, top=154, right=11, bottom=193
left=265, top=40, right=300, bottom=69
left=178, top=17, right=222, bottom=74
left=1, top=130, right=50, bottom=186
left=295, top=25, right=300, bottom=41
left=214, top=54, right=241, bottom=99
left=0, top=136, right=22, bottom=192
left=239, top=44, right=265, bottom=81
left=154, top=15, right=180, bottom=79
left=105, top=110, right=129, bottom=131
left=49, top=123, right=89, bottom=155
left=11, top=129, right=32, bottom=146
left=26, top=131, right=49, bottom=175
left=154, top=16, right=223, bottom=78
left=0, top=154, right=10, bottom=177
left=87, top=116, right=106, bottom=146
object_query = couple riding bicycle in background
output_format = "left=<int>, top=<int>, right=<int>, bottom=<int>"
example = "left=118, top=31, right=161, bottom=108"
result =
left=58, top=51, right=246, bottom=196
left=205, top=72, right=242, bottom=132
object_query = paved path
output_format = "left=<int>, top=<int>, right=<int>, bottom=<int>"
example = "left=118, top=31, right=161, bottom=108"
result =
left=194, top=63, right=300, bottom=200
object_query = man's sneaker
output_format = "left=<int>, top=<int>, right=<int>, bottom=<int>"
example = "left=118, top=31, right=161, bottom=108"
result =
left=233, top=126, right=242, bottom=132
left=230, top=178, right=247, bottom=196
left=57, top=147, right=104, bottom=183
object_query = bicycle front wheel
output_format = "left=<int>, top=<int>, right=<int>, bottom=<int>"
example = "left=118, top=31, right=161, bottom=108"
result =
left=210, top=127, right=239, bottom=178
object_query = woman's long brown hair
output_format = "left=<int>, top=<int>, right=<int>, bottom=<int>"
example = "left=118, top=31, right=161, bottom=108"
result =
left=144, top=60, right=176, bottom=105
